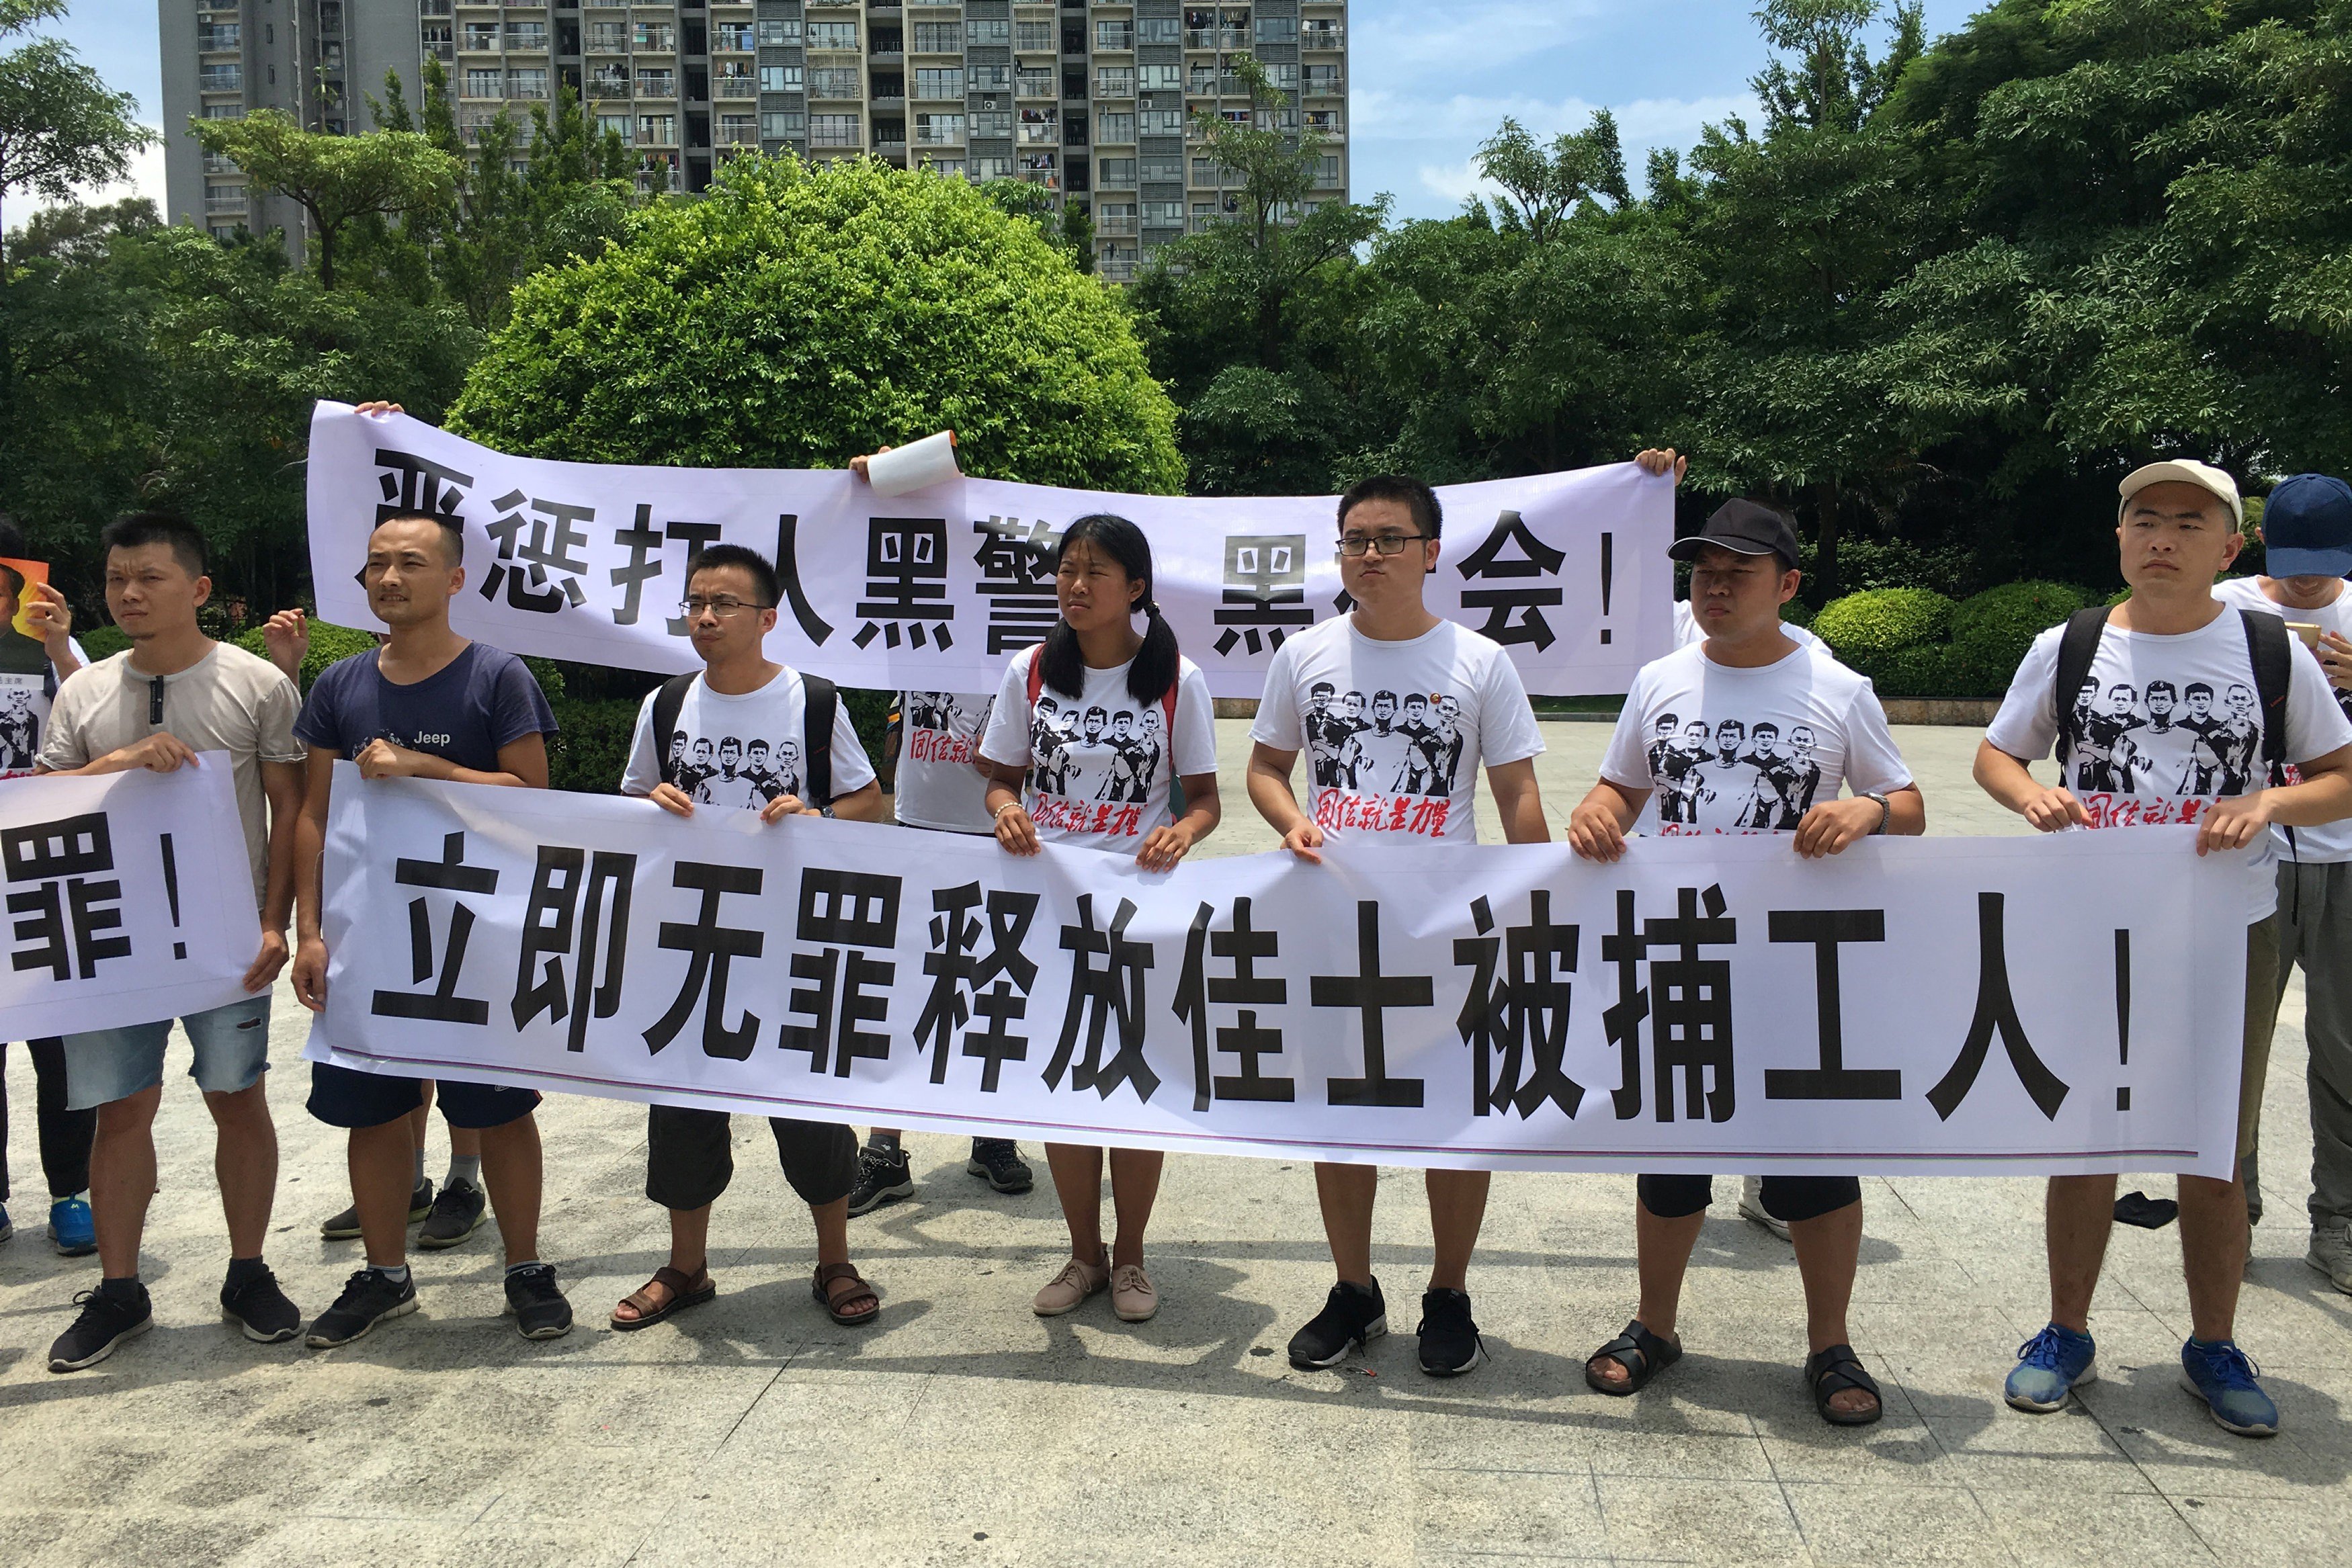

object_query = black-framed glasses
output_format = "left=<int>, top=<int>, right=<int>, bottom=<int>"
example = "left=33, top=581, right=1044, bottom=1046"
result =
left=1336, top=532, right=1429, bottom=558
left=677, top=596, right=771, bottom=617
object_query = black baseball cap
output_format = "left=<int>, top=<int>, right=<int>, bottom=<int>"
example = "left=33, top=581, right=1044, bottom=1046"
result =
left=1668, top=498, right=1802, bottom=573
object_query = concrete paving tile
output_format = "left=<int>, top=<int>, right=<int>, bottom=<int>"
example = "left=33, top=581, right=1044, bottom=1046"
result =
left=2172, top=1495, right=2352, bottom=1567
left=1779, top=1481, right=2007, bottom=1567
left=1970, top=1486, right=2219, bottom=1567
left=217, top=1514, right=465, bottom=1566
left=1589, top=1475, right=1810, bottom=1565
left=1413, top=1464, right=1608, bottom=1558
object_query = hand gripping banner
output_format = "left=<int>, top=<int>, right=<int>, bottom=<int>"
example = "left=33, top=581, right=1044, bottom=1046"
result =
left=306, top=769, right=2253, bottom=1177
left=0, top=759, right=265, bottom=1041
left=303, top=403, right=1677, bottom=697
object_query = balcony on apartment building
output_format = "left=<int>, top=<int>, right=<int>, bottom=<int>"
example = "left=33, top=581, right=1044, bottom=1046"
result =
left=1302, top=24, right=1344, bottom=50
left=714, top=70, right=757, bottom=100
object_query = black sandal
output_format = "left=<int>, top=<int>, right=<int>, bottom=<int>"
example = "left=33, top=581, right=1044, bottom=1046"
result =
left=812, top=1262, right=880, bottom=1327
left=1585, top=1319, right=1681, bottom=1396
left=1806, top=1343, right=1884, bottom=1426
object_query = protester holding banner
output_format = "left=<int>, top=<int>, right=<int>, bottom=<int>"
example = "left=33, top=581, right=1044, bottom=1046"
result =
left=37, top=513, right=308, bottom=1372
left=1570, top=497, right=1923, bottom=1426
left=290, top=506, right=575, bottom=1349
left=0, top=516, right=97, bottom=1260
left=2210, top=472, right=2352, bottom=1291
left=1245, top=474, right=1551, bottom=1379
left=978, top=513, right=1220, bottom=1325
left=608, top=543, right=891, bottom=1331
left=841, top=433, right=1036, bottom=1215
left=1976, top=460, right=2352, bottom=1436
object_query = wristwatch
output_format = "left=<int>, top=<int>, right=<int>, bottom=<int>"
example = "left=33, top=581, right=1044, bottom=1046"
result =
left=1860, top=791, right=1891, bottom=834
left=818, top=805, right=837, bottom=819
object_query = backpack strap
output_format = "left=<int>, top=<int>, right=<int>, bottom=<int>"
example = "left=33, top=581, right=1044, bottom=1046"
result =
left=2051, top=605, right=2113, bottom=771
left=652, top=672, right=697, bottom=788
left=2242, top=607, right=2293, bottom=787
left=1025, top=643, right=1044, bottom=707
left=802, top=672, right=838, bottom=808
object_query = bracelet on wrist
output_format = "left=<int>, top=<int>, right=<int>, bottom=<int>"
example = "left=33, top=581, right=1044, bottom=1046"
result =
left=993, top=799, right=1021, bottom=820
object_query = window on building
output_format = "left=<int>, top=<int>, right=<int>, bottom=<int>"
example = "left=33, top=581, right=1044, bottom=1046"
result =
left=810, top=113, right=860, bottom=148
left=968, top=19, right=1009, bottom=46
left=462, top=21, right=498, bottom=50
left=973, top=155, right=1014, bottom=179
left=1138, top=110, right=1183, bottom=136
left=462, top=68, right=501, bottom=99
left=1099, top=156, right=1136, bottom=184
left=761, top=110, right=806, bottom=138
left=1140, top=155, right=1183, bottom=182
left=759, top=64, right=802, bottom=92
left=714, top=24, right=755, bottom=52
left=757, top=19, right=802, bottom=47
left=968, top=64, right=1010, bottom=91
left=808, top=21, right=859, bottom=50
left=1255, top=17, right=1298, bottom=42
left=916, top=112, right=966, bottom=144
left=809, top=68, right=861, bottom=98
left=1142, top=200, right=1183, bottom=226
left=638, top=114, right=678, bottom=144
left=1097, top=113, right=1135, bottom=143
left=972, top=110, right=1012, bottom=138
left=1139, top=64, right=1181, bottom=91
left=1095, top=21, right=1134, bottom=50
left=595, top=112, right=632, bottom=140
left=588, top=21, right=626, bottom=50
left=636, top=69, right=678, bottom=97
left=509, top=69, right=549, bottom=99
left=506, top=22, right=548, bottom=50
left=199, top=64, right=243, bottom=93
left=1137, top=18, right=1179, bottom=44
left=632, top=21, right=676, bottom=50
left=913, top=67, right=964, bottom=100
left=912, top=22, right=962, bottom=52
left=1014, top=21, right=1055, bottom=52
left=1096, top=68, right=1134, bottom=97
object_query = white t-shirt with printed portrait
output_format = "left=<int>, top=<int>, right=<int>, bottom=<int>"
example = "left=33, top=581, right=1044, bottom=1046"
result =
left=0, top=636, right=90, bottom=779
left=978, top=648, right=1217, bottom=855
left=891, top=689, right=996, bottom=834
left=2212, top=576, right=2352, bottom=864
left=1675, top=600, right=1820, bottom=651
left=1985, top=605, right=2352, bottom=918
left=620, top=667, right=876, bottom=810
left=1251, top=615, right=1546, bottom=846
left=1601, top=640, right=1913, bottom=833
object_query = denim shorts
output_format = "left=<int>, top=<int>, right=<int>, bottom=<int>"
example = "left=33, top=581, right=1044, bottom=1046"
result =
left=61, top=993, right=273, bottom=1110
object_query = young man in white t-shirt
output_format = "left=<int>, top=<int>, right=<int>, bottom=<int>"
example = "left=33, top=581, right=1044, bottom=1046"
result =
left=607, top=545, right=891, bottom=1334
left=1976, top=461, right=2352, bottom=1438
left=1569, top=498, right=1924, bottom=1427
left=1247, top=474, right=1550, bottom=1378
left=2209, top=472, right=2352, bottom=1292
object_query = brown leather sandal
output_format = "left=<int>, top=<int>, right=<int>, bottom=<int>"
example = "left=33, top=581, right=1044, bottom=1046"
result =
left=610, top=1265, right=716, bottom=1332
left=812, top=1262, right=880, bottom=1326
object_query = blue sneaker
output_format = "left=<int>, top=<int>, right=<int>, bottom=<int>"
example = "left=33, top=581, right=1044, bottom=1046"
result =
left=2005, top=1322, right=2097, bottom=1412
left=2180, top=1338, right=2278, bottom=1437
left=48, top=1195, right=95, bottom=1257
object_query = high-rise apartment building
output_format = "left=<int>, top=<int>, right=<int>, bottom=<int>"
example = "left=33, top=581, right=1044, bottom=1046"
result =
left=160, top=2, right=1348, bottom=281
left=159, top=1, right=423, bottom=245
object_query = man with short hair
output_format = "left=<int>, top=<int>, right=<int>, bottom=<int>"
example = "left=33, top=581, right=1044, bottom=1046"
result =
left=290, top=503, right=573, bottom=1348
left=40, top=513, right=308, bottom=1371
left=1247, top=472, right=1550, bottom=1378
left=607, top=544, right=892, bottom=1330
left=2212, top=472, right=2352, bottom=1281
left=1570, top=496, right=1923, bottom=1427
left=1977, top=460, right=2352, bottom=1436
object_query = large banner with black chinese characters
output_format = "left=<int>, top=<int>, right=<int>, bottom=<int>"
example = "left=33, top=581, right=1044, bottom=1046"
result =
left=304, top=403, right=1676, bottom=698
left=304, top=768, right=2253, bottom=1177
left=0, top=759, right=264, bottom=1041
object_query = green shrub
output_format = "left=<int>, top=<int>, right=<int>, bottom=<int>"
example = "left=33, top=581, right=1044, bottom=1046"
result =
left=1780, top=599, right=1816, bottom=629
left=1811, top=588, right=1956, bottom=660
left=78, top=625, right=130, bottom=662
left=1870, top=642, right=1966, bottom=699
left=548, top=694, right=643, bottom=793
left=447, top=155, right=1184, bottom=494
left=230, top=619, right=375, bottom=690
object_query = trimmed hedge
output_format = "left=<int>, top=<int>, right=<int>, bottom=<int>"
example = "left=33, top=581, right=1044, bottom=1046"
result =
left=1812, top=588, right=1956, bottom=661
left=1857, top=580, right=2091, bottom=699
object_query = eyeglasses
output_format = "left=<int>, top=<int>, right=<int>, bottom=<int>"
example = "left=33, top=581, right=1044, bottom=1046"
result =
left=1336, top=533, right=1429, bottom=558
left=677, top=596, right=771, bottom=617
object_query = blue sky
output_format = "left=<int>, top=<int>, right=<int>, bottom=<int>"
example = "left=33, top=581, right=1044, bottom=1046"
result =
left=30, top=0, right=1986, bottom=221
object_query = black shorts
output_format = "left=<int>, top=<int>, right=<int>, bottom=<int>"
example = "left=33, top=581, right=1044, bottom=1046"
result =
left=1637, top=1173, right=1860, bottom=1224
left=306, top=1062, right=541, bottom=1131
left=644, top=1104, right=859, bottom=1211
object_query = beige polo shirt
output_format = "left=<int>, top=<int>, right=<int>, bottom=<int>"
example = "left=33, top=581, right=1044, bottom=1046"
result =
left=40, top=644, right=305, bottom=908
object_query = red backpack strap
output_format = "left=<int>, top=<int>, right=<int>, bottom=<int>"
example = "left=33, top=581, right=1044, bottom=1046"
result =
left=1025, top=644, right=1044, bottom=708
left=1162, top=681, right=1179, bottom=756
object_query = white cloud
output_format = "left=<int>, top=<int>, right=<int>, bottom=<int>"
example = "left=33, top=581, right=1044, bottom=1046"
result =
left=1351, top=0, right=1613, bottom=77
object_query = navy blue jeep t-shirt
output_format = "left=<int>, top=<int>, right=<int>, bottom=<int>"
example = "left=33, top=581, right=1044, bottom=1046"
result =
left=294, top=642, right=556, bottom=770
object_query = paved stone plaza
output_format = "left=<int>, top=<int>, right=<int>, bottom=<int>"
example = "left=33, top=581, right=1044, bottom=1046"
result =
left=0, top=721, right=2345, bottom=1567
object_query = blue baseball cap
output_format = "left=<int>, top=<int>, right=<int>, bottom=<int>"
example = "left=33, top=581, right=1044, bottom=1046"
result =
left=2261, top=473, right=2352, bottom=579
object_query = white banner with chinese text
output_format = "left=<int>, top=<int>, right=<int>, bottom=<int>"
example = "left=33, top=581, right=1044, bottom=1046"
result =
left=304, top=403, right=1676, bottom=697
left=0, top=760, right=264, bottom=1041
left=304, top=769, right=2253, bottom=1177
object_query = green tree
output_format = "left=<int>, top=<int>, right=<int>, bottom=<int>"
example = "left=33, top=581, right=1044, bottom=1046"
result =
left=1474, top=112, right=1633, bottom=244
left=979, top=175, right=1093, bottom=271
left=446, top=155, right=1183, bottom=493
left=193, top=109, right=458, bottom=291
left=0, top=0, right=149, bottom=251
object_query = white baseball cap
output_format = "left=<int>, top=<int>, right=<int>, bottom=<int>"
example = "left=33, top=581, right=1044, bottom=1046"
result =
left=2118, top=459, right=2243, bottom=527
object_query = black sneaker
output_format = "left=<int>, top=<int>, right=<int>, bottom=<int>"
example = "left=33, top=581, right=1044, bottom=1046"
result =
left=220, top=1267, right=301, bottom=1344
left=966, top=1139, right=1034, bottom=1194
left=847, top=1143, right=915, bottom=1217
left=503, top=1262, right=574, bottom=1340
left=48, top=1285, right=153, bottom=1372
left=416, top=1179, right=489, bottom=1250
left=1417, top=1288, right=1487, bottom=1377
left=1288, top=1278, right=1388, bottom=1369
left=320, top=1179, right=435, bottom=1241
left=306, top=1268, right=418, bottom=1348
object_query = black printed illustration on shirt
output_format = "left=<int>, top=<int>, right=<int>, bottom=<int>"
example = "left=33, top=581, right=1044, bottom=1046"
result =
left=2068, top=676, right=2259, bottom=797
left=1645, top=712, right=1824, bottom=828
left=1301, top=685, right=1466, bottom=799
left=1026, top=696, right=1166, bottom=803
left=0, top=681, right=40, bottom=775
left=668, top=731, right=802, bottom=810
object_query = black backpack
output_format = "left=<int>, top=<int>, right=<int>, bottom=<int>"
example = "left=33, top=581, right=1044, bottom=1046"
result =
left=2052, top=604, right=2291, bottom=785
left=653, top=669, right=839, bottom=808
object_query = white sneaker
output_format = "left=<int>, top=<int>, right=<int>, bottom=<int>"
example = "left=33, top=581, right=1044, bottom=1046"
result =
left=1738, top=1176, right=1792, bottom=1242
left=2307, top=1225, right=2352, bottom=1294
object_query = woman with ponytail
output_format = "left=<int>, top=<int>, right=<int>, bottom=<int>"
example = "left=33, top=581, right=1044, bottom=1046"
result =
left=976, top=514, right=1220, bottom=1323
